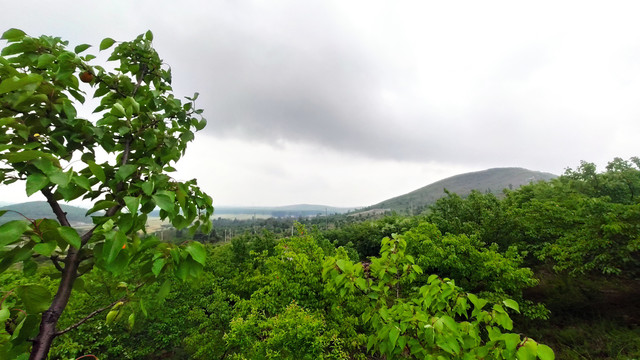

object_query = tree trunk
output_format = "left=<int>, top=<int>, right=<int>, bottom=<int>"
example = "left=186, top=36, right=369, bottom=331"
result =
left=28, top=247, right=80, bottom=360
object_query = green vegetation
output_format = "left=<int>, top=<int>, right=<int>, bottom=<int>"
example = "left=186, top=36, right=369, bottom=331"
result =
left=2, top=28, right=639, bottom=360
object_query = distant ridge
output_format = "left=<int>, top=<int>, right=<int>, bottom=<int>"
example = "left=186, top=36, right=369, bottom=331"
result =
left=214, top=204, right=354, bottom=218
left=366, top=167, right=557, bottom=214
left=0, top=201, right=92, bottom=225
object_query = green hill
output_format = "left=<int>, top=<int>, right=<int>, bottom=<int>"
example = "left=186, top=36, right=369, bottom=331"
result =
left=0, top=201, right=93, bottom=225
left=365, top=167, right=557, bottom=214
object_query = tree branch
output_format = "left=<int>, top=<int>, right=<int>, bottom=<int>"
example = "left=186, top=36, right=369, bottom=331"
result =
left=41, top=187, right=71, bottom=227
left=54, top=297, right=124, bottom=337
left=50, top=255, right=64, bottom=272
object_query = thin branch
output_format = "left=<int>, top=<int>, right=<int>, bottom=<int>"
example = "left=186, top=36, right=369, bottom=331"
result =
left=41, top=187, right=71, bottom=227
left=50, top=256, right=64, bottom=272
left=54, top=297, right=124, bottom=337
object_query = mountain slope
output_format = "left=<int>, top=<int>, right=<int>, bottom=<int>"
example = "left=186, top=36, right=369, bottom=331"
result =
left=367, top=167, right=557, bottom=213
left=0, top=201, right=92, bottom=225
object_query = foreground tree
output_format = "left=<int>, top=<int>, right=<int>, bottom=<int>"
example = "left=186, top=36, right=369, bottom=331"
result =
left=0, top=29, right=213, bottom=359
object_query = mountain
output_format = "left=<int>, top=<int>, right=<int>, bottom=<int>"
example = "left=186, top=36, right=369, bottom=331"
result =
left=0, top=201, right=93, bottom=225
left=365, top=167, right=557, bottom=214
left=214, top=204, right=354, bottom=218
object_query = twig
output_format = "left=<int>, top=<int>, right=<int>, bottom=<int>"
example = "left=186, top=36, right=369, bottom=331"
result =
left=54, top=297, right=125, bottom=337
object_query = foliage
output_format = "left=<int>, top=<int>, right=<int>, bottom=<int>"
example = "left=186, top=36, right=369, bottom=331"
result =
left=323, top=235, right=554, bottom=359
left=0, top=28, right=212, bottom=359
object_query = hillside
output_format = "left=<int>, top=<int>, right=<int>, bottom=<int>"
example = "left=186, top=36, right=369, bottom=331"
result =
left=0, top=201, right=93, bottom=225
left=366, top=167, right=557, bottom=214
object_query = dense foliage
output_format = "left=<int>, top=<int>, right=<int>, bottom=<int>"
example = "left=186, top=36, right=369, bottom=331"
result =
left=2, top=28, right=639, bottom=360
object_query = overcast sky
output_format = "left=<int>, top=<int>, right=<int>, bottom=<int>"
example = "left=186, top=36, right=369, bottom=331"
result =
left=2, top=1, right=640, bottom=207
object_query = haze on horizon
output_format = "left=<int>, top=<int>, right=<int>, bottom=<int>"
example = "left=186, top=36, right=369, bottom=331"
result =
left=2, top=1, right=639, bottom=207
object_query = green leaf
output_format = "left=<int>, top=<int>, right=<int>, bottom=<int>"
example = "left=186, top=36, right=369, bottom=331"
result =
left=145, top=30, right=154, bottom=41
left=104, top=231, right=127, bottom=264
left=0, top=220, right=29, bottom=247
left=0, top=74, right=43, bottom=94
left=503, top=299, right=520, bottom=313
left=502, top=333, right=521, bottom=353
left=86, top=200, right=118, bottom=215
left=152, top=258, right=165, bottom=277
left=72, top=175, right=91, bottom=191
left=99, top=37, right=116, bottom=51
left=115, top=164, right=137, bottom=181
left=26, top=174, right=49, bottom=196
left=37, top=54, right=57, bottom=68
left=87, top=161, right=106, bottom=183
left=33, top=241, right=56, bottom=256
left=62, top=100, right=77, bottom=120
left=389, top=327, right=400, bottom=352
left=537, top=344, right=555, bottom=360
left=3, top=149, right=45, bottom=163
left=74, top=44, right=91, bottom=54
left=58, top=227, right=81, bottom=249
left=153, top=194, right=174, bottom=213
left=16, top=285, right=51, bottom=313
left=185, top=241, right=206, bottom=266
left=157, top=279, right=171, bottom=300
left=1, top=29, right=26, bottom=41
left=140, top=181, right=154, bottom=195
left=124, top=196, right=140, bottom=214
left=48, top=169, right=73, bottom=187
left=516, top=339, right=538, bottom=360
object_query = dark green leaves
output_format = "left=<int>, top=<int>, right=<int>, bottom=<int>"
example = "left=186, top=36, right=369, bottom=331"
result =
left=16, top=285, right=51, bottom=313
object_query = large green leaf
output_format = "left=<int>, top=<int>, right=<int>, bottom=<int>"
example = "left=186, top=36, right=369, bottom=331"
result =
left=104, top=230, right=127, bottom=264
left=16, top=285, right=51, bottom=313
left=152, top=194, right=174, bottom=213
left=1, top=28, right=26, bottom=42
left=115, top=164, right=137, bottom=181
left=2, top=149, right=45, bottom=163
left=25, top=173, right=49, bottom=196
left=185, top=242, right=206, bottom=266
left=537, top=344, right=555, bottom=360
left=57, top=227, right=81, bottom=249
left=0, top=220, right=29, bottom=247
left=87, top=161, right=106, bottom=183
left=0, top=74, right=43, bottom=94
left=99, top=37, right=116, bottom=51
left=86, top=200, right=118, bottom=216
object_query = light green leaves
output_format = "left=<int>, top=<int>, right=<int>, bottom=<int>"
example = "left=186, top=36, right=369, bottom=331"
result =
left=0, top=220, right=29, bottom=247
left=1, top=28, right=27, bottom=42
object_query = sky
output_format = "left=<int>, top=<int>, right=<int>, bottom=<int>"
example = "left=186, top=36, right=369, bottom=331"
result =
left=2, top=1, right=640, bottom=207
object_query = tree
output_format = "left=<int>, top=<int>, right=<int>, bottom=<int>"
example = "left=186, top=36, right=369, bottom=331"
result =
left=0, top=29, right=213, bottom=359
